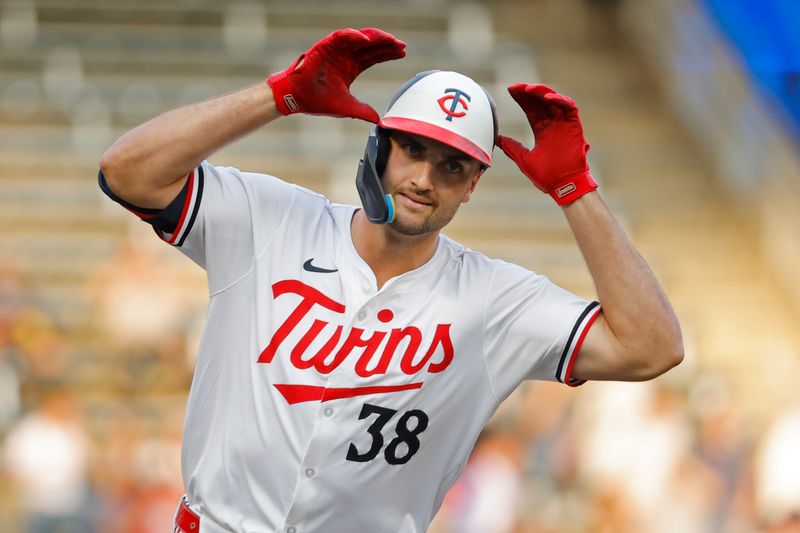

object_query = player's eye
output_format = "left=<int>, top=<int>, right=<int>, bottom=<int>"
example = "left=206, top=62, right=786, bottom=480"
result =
left=403, top=142, right=422, bottom=156
left=444, top=160, right=464, bottom=174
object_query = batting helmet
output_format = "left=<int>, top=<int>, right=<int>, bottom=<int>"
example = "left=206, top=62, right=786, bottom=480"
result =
left=356, top=70, right=498, bottom=224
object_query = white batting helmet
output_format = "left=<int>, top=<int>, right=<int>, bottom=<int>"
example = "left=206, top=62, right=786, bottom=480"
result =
left=380, top=70, right=497, bottom=166
left=356, top=70, right=498, bottom=224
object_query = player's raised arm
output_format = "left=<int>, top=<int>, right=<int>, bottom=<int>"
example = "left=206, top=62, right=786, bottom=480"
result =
left=99, top=28, right=406, bottom=209
left=498, top=83, right=684, bottom=382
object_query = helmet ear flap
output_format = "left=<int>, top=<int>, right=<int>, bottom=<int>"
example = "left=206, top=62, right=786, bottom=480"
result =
left=355, top=127, right=395, bottom=224
left=374, top=126, right=391, bottom=176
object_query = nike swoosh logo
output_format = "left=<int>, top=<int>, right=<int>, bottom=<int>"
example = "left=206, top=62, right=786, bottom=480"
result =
left=303, top=258, right=338, bottom=273
left=274, top=383, right=424, bottom=405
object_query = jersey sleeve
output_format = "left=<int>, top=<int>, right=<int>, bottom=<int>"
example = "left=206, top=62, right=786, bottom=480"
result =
left=483, top=260, right=601, bottom=399
left=98, top=160, right=298, bottom=293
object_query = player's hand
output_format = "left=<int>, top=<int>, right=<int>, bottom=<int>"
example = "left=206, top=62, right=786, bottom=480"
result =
left=498, top=84, right=597, bottom=205
left=267, top=28, right=406, bottom=123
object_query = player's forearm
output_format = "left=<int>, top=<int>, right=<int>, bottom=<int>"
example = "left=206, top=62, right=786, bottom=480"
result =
left=100, top=83, right=280, bottom=208
left=563, top=192, right=684, bottom=377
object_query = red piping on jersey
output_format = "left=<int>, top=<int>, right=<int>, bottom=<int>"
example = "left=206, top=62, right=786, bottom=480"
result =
left=166, top=170, right=195, bottom=245
left=274, top=383, right=423, bottom=405
left=564, top=305, right=601, bottom=387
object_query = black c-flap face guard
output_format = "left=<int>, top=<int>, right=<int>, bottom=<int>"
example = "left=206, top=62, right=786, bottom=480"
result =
left=355, top=127, right=394, bottom=224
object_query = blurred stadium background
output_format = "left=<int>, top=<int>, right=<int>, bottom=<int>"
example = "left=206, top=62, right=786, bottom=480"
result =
left=1, top=0, right=799, bottom=531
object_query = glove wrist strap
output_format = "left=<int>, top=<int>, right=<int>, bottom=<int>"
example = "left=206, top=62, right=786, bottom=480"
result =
left=549, top=171, right=598, bottom=206
left=267, top=71, right=301, bottom=115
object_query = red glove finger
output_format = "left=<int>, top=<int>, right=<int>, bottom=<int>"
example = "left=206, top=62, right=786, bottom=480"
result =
left=502, top=83, right=597, bottom=205
left=358, top=27, right=407, bottom=49
left=267, top=28, right=405, bottom=121
left=496, top=134, right=528, bottom=168
left=497, top=135, right=547, bottom=193
left=543, top=92, right=580, bottom=120
left=323, top=95, right=382, bottom=124
left=509, top=83, right=555, bottom=98
left=507, top=84, right=557, bottom=126
left=324, top=28, right=371, bottom=53
left=354, top=43, right=408, bottom=71
left=358, top=27, right=395, bottom=40
left=543, top=91, right=576, bottom=107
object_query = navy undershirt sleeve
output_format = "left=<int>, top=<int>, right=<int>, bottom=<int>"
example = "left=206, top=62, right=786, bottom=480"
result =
left=97, top=170, right=190, bottom=234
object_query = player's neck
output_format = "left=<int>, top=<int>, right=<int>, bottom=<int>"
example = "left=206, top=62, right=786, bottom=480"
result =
left=351, top=209, right=440, bottom=289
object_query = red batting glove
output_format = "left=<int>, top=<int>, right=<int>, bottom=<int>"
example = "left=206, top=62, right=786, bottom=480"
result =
left=267, top=28, right=406, bottom=123
left=498, top=84, right=597, bottom=205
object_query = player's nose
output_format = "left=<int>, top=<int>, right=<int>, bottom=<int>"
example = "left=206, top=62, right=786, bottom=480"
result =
left=410, top=160, right=435, bottom=190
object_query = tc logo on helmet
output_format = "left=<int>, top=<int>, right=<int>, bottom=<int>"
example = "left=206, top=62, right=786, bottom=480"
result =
left=437, top=88, right=471, bottom=121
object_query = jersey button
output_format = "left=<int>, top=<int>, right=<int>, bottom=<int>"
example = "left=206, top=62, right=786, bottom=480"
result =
left=323, top=407, right=333, bottom=417
left=356, top=310, right=366, bottom=321
left=286, top=527, right=296, bottom=533
left=305, top=468, right=315, bottom=478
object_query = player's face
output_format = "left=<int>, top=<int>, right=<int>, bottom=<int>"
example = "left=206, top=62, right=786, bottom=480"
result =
left=382, top=132, right=483, bottom=236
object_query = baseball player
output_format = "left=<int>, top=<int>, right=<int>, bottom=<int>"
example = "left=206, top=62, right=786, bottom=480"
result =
left=98, top=28, right=683, bottom=533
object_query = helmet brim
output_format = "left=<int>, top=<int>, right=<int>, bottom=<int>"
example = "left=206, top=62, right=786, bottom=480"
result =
left=379, top=117, right=492, bottom=167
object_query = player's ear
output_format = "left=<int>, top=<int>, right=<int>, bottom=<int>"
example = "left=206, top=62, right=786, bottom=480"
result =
left=461, top=168, right=483, bottom=203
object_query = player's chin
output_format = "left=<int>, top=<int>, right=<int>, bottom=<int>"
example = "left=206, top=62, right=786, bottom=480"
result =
left=390, top=211, right=449, bottom=236
left=388, top=211, right=429, bottom=235
left=388, top=218, right=429, bottom=236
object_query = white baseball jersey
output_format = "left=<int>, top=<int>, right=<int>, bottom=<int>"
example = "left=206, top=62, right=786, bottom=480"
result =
left=101, top=160, right=600, bottom=533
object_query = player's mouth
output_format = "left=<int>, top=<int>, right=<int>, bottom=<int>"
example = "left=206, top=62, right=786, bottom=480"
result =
left=397, top=192, right=433, bottom=209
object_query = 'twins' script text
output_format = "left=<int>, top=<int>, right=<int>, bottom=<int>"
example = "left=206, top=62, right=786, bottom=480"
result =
left=257, top=280, right=455, bottom=403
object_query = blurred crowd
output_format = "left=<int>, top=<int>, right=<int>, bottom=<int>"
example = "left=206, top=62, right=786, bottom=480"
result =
left=432, top=381, right=800, bottom=533
left=1, top=237, right=799, bottom=533
left=0, top=237, right=198, bottom=533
